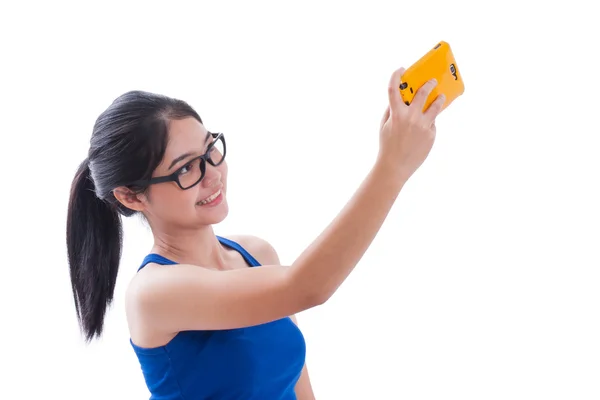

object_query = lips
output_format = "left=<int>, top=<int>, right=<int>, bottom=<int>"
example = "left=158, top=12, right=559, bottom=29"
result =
left=197, top=189, right=222, bottom=206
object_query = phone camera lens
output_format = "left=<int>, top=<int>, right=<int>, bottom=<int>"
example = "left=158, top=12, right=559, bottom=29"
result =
left=450, top=64, right=456, bottom=74
left=399, top=82, right=408, bottom=90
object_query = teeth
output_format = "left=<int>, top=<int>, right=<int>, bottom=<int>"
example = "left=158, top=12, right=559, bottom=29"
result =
left=199, top=190, right=221, bottom=205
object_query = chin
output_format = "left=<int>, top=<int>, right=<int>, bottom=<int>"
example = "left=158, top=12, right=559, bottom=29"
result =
left=196, top=197, right=229, bottom=225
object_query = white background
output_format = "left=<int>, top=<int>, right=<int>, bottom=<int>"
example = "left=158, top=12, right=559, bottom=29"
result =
left=1, top=1, right=599, bottom=399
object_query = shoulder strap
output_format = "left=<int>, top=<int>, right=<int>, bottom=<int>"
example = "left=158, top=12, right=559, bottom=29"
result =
left=138, top=253, right=177, bottom=272
left=217, top=236, right=262, bottom=267
left=137, top=237, right=262, bottom=272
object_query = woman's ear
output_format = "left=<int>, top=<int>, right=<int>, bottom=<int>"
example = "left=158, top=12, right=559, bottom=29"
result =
left=113, top=186, right=147, bottom=212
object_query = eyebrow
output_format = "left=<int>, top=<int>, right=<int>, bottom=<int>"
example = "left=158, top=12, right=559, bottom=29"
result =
left=168, top=152, right=195, bottom=171
left=167, top=132, right=213, bottom=171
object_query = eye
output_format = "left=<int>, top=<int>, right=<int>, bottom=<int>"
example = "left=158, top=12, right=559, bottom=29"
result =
left=179, top=160, right=196, bottom=175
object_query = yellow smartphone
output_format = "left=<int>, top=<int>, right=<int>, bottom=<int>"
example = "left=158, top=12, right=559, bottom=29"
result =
left=399, top=41, right=465, bottom=112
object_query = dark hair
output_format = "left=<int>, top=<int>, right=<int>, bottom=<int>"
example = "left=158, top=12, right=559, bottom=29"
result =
left=66, top=90, right=202, bottom=342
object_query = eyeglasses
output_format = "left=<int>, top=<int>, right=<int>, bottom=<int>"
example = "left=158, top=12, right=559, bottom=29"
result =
left=129, top=132, right=226, bottom=190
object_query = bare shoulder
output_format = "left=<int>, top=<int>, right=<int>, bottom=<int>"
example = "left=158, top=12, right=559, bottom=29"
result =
left=126, top=234, right=279, bottom=313
left=225, top=234, right=281, bottom=265
left=124, top=235, right=299, bottom=346
left=125, top=262, right=161, bottom=344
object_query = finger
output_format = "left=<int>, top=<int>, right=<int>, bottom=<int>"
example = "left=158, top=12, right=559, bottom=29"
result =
left=411, top=79, right=438, bottom=111
left=387, top=67, right=406, bottom=112
left=380, top=105, right=390, bottom=129
left=423, top=93, right=446, bottom=122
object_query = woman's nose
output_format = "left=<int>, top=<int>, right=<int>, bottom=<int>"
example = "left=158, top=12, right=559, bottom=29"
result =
left=202, top=164, right=221, bottom=188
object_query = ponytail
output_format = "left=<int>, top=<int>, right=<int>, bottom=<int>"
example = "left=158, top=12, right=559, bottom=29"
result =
left=67, top=158, right=123, bottom=342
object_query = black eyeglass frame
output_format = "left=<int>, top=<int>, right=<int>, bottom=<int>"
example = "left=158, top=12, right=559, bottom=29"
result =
left=128, top=132, right=226, bottom=190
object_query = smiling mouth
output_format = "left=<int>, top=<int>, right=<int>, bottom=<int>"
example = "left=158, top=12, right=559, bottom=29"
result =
left=197, top=189, right=221, bottom=206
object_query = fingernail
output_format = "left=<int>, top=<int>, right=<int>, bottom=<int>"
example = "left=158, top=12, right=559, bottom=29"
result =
left=431, top=79, right=437, bottom=84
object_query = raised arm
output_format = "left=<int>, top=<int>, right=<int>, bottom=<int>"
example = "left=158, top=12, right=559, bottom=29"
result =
left=130, top=68, right=444, bottom=334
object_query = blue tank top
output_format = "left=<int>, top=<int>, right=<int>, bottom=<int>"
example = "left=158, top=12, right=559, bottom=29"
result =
left=130, top=236, right=306, bottom=399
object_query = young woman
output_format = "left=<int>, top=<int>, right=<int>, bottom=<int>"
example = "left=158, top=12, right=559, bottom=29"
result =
left=66, top=67, right=445, bottom=399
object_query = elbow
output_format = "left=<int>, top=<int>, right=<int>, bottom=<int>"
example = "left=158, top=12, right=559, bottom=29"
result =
left=287, top=266, right=331, bottom=310
left=301, top=285, right=331, bottom=309
left=290, top=281, right=330, bottom=311
left=302, top=292, right=327, bottom=309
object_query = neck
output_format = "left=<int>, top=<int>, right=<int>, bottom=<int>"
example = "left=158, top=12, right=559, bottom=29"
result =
left=151, top=224, right=229, bottom=269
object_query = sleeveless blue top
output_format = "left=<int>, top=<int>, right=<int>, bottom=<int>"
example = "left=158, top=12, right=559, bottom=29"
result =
left=130, top=236, right=306, bottom=399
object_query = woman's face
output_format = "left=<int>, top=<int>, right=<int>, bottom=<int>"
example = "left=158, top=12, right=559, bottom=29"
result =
left=142, top=117, right=229, bottom=230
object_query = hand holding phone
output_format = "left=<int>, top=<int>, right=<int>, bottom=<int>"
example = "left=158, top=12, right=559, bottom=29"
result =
left=399, top=41, right=465, bottom=113
left=377, top=67, right=445, bottom=182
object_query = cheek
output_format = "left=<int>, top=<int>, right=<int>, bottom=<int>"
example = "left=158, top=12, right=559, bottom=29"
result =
left=149, top=184, right=198, bottom=214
